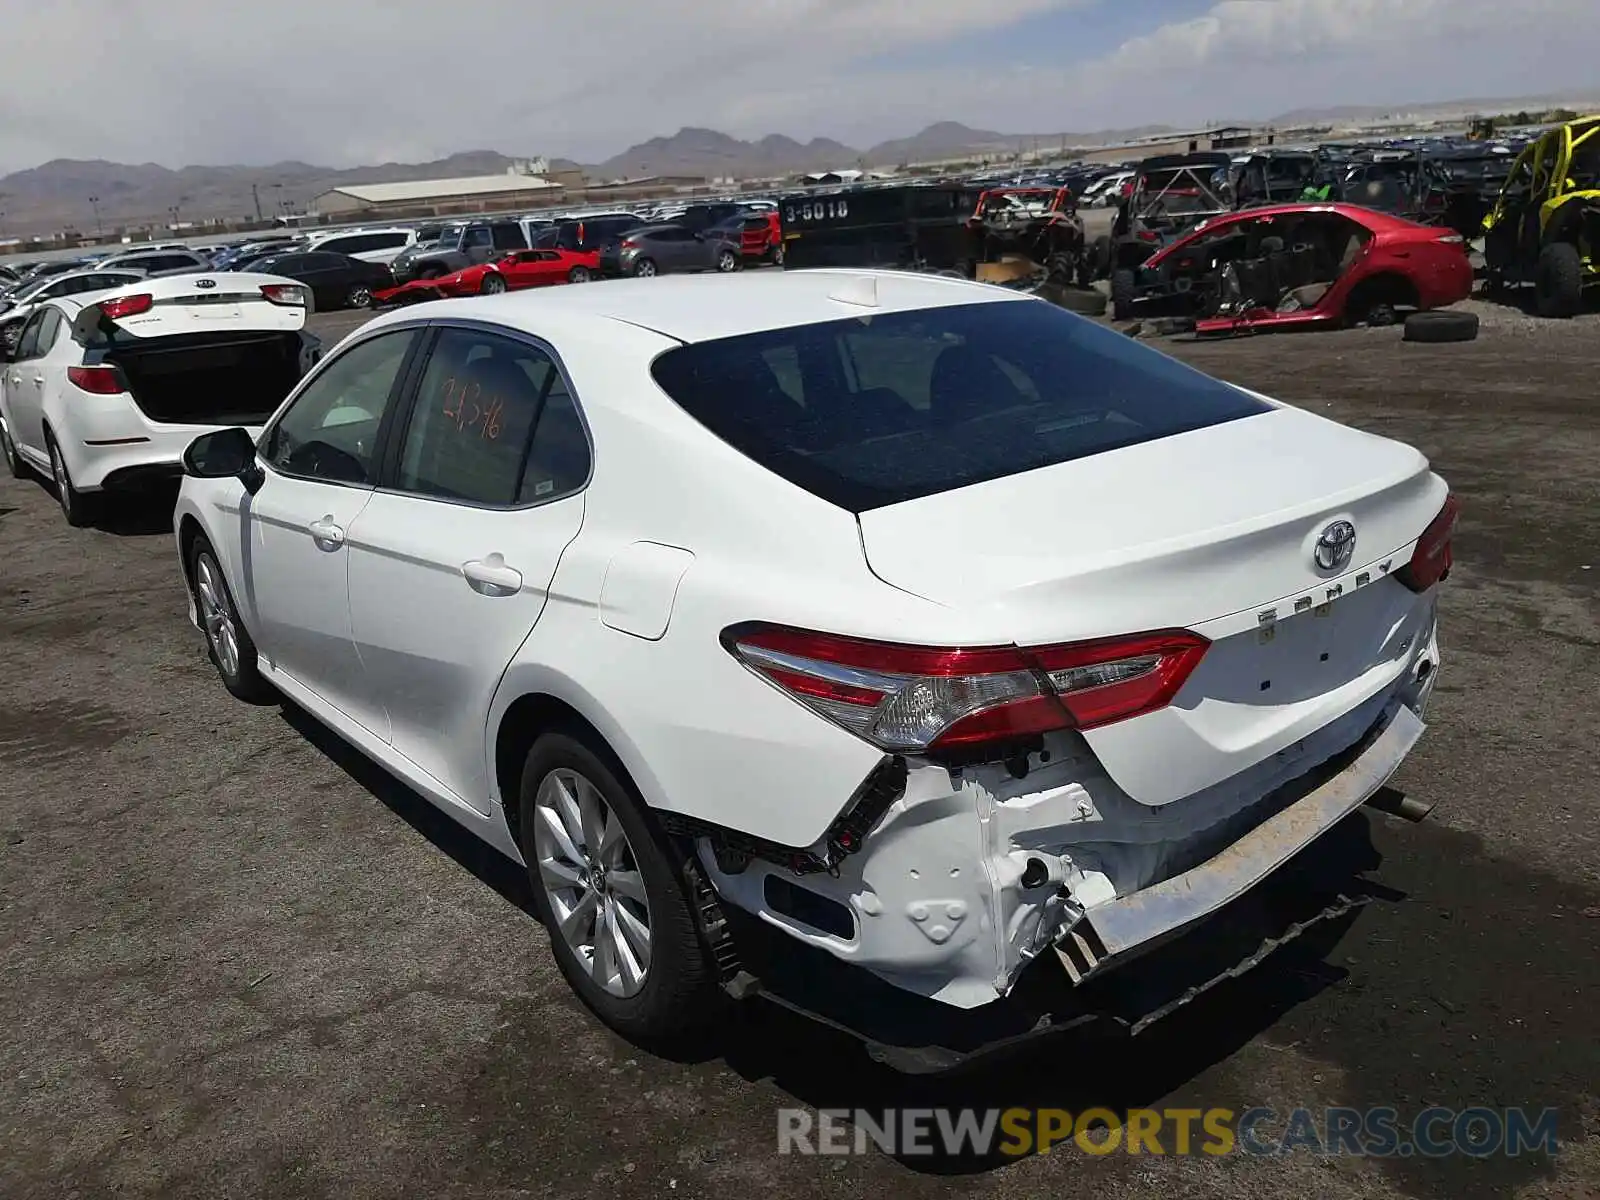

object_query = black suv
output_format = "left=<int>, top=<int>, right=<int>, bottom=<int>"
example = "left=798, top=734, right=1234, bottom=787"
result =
left=390, top=219, right=528, bottom=283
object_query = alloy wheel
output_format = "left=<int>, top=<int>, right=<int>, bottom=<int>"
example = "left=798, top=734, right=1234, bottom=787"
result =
left=533, top=767, right=653, bottom=998
left=348, top=287, right=372, bottom=308
left=194, top=553, right=241, bottom=679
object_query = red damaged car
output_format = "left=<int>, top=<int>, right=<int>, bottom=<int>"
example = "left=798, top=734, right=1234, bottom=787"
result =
left=1110, top=202, right=1474, bottom=332
left=374, top=248, right=599, bottom=305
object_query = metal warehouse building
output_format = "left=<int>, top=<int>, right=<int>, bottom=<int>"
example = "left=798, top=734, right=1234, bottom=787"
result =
left=313, top=166, right=574, bottom=217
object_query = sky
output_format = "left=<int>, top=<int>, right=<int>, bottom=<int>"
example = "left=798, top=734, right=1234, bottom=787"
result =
left=0, top=0, right=1595, bottom=172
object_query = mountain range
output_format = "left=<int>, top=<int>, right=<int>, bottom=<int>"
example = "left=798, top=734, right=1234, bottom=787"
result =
left=3, top=90, right=1596, bottom=237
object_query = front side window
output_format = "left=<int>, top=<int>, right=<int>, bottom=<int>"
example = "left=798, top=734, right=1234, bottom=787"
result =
left=464, top=227, right=493, bottom=251
left=395, top=328, right=589, bottom=507
left=262, top=329, right=418, bottom=484
left=650, top=300, right=1269, bottom=512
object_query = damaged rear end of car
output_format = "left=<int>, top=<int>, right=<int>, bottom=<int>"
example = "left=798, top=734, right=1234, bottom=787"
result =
left=649, top=292, right=1454, bottom=1069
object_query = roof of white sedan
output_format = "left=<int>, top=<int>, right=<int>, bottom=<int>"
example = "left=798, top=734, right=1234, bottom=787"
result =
left=371, top=269, right=1027, bottom=345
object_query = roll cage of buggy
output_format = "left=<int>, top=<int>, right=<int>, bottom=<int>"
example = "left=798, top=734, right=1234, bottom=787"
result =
left=1099, top=152, right=1235, bottom=276
left=1482, top=114, right=1600, bottom=317
left=965, top=186, right=1092, bottom=285
left=1232, top=150, right=1319, bottom=208
left=1332, top=148, right=1470, bottom=235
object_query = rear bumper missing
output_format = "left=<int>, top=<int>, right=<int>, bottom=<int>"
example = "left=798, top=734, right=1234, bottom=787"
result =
left=1055, top=702, right=1425, bottom=983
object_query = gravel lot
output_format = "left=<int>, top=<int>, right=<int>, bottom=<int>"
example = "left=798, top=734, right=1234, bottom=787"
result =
left=2, top=295, right=1597, bottom=1200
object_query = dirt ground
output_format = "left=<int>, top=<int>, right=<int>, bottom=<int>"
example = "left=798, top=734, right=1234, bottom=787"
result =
left=1, top=299, right=1597, bottom=1200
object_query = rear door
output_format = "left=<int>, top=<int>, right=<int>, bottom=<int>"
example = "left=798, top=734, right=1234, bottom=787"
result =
left=345, top=324, right=589, bottom=813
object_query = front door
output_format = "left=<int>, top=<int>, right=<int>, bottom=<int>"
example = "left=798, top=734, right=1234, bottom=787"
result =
left=346, top=325, right=591, bottom=813
left=244, top=325, right=421, bottom=736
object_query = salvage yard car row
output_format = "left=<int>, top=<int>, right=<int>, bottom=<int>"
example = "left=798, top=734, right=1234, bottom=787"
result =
left=0, top=242, right=1467, bottom=1069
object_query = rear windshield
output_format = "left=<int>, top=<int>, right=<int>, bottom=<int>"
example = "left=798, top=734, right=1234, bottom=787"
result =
left=649, top=299, right=1270, bottom=512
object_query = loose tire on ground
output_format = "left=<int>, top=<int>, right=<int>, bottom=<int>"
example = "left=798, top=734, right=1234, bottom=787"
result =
left=519, top=730, right=721, bottom=1042
left=1535, top=241, right=1583, bottom=318
left=1402, top=310, right=1480, bottom=344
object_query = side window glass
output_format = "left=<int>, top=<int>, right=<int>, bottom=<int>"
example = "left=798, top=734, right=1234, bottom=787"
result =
left=33, top=309, right=63, bottom=357
left=13, top=311, right=46, bottom=360
left=464, top=227, right=493, bottom=250
left=397, top=328, right=583, bottom=506
left=262, top=329, right=417, bottom=484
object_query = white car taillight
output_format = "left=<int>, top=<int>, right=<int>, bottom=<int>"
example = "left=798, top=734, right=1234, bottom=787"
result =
left=260, top=283, right=309, bottom=306
left=723, top=624, right=1209, bottom=754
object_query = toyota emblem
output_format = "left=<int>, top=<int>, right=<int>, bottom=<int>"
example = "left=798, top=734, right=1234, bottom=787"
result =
left=1314, top=520, right=1357, bottom=572
left=195, top=278, right=217, bottom=289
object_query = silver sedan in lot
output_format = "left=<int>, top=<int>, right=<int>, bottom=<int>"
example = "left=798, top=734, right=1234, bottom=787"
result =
left=597, top=224, right=742, bottom=277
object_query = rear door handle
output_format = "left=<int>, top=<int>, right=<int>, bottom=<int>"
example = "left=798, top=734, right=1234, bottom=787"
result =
left=462, top=554, right=523, bottom=597
left=307, top=517, right=345, bottom=549
left=31, top=374, right=43, bottom=386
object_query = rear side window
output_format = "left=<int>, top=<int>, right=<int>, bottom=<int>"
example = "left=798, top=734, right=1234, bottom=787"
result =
left=490, top=223, right=527, bottom=250
left=396, top=327, right=590, bottom=507
left=649, top=300, right=1270, bottom=512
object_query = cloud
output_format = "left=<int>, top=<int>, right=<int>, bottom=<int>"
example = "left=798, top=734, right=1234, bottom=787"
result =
left=0, top=0, right=1593, bottom=173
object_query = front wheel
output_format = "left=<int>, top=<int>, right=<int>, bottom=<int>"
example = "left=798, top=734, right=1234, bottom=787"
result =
left=520, top=731, right=721, bottom=1042
left=633, top=258, right=658, bottom=278
left=479, top=272, right=507, bottom=295
left=189, top=537, right=275, bottom=704
left=1, top=411, right=26, bottom=479
left=1535, top=241, right=1583, bottom=318
left=346, top=286, right=373, bottom=309
left=1110, top=268, right=1137, bottom=321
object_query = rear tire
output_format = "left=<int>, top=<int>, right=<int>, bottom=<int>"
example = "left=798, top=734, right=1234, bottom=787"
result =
left=1110, top=268, right=1137, bottom=320
left=716, top=249, right=739, bottom=273
left=519, top=731, right=720, bottom=1042
left=346, top=286, right=372, bottom=309
left=188, top=536, right=275, bottom=705
left=1402, top=310, right=1480, bottom=343
left=46, top=433, right=97, bottom=528
left=633, top=258, right=658, bottom=278
left=567, top=266, right=592, bottom=283
left=479, top=272, right=507, bottom=295
left=1535, top=241, right=1583, bottom=318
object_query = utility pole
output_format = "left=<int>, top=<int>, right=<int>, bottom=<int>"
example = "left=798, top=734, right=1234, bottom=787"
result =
left=89, top=195, right=103, bottom=238
left=252, top=182, right=263, bottom=223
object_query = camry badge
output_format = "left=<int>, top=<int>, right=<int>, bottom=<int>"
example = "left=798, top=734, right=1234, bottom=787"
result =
left=195, top=278, right=217, bottom=289
left=1314, top=520, right=1357, bottom=572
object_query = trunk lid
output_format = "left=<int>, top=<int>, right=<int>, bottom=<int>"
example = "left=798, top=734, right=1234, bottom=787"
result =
left=72, top=272, right=307, bottom=343
left=856, top=404, right=1446, bottom=804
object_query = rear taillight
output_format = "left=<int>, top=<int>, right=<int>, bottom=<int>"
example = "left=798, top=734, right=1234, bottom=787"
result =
left=99, top=293, right=152, bottom=320
left=260, top=283, right=308, bottom=306
left=1397, top=494, right=1460, bottom=592
left=723, top=623, right=1209, bottom=754
left=620, top=239, right=638, bottom=249
left=66, top=365, right=125, bottom=395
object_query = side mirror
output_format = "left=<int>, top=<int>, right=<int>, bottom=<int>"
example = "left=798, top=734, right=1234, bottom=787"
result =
left=183, top=427, right=264, bottom=494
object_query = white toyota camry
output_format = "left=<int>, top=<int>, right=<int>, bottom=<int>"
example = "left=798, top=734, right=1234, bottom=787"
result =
left=172, top=270, right=1454, bottom=1063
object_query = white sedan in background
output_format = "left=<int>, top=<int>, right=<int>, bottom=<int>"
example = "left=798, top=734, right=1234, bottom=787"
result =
left=0, top=272, right=319, bottom=525
left=171, top=270, right=1454, bottom=1064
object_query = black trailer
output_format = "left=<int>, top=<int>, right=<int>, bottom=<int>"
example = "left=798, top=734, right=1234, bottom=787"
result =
left=778, top=183, right=986, bottom=274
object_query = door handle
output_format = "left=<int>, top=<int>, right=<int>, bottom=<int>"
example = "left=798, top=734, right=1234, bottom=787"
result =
left=462, top=553, right=523, bottom=597
left=307, top=516, right=345, bottom=549
left=31, top=374, right=43, bottom=386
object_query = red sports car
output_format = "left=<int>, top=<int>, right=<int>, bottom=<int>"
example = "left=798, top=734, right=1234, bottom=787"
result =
left=373, top=248, right=601, bottom=306
left=1111, top=202, right=1474, bottom=333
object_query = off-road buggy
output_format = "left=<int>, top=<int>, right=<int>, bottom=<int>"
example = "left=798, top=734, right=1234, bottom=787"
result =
left=964, top=186, right=1093, bottom=286
left=1095, top=152, right=1235, bottom=279
left=1231, top=150, right=1319, bottom=208
left=1482, top=114, right=1600, bottom=317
